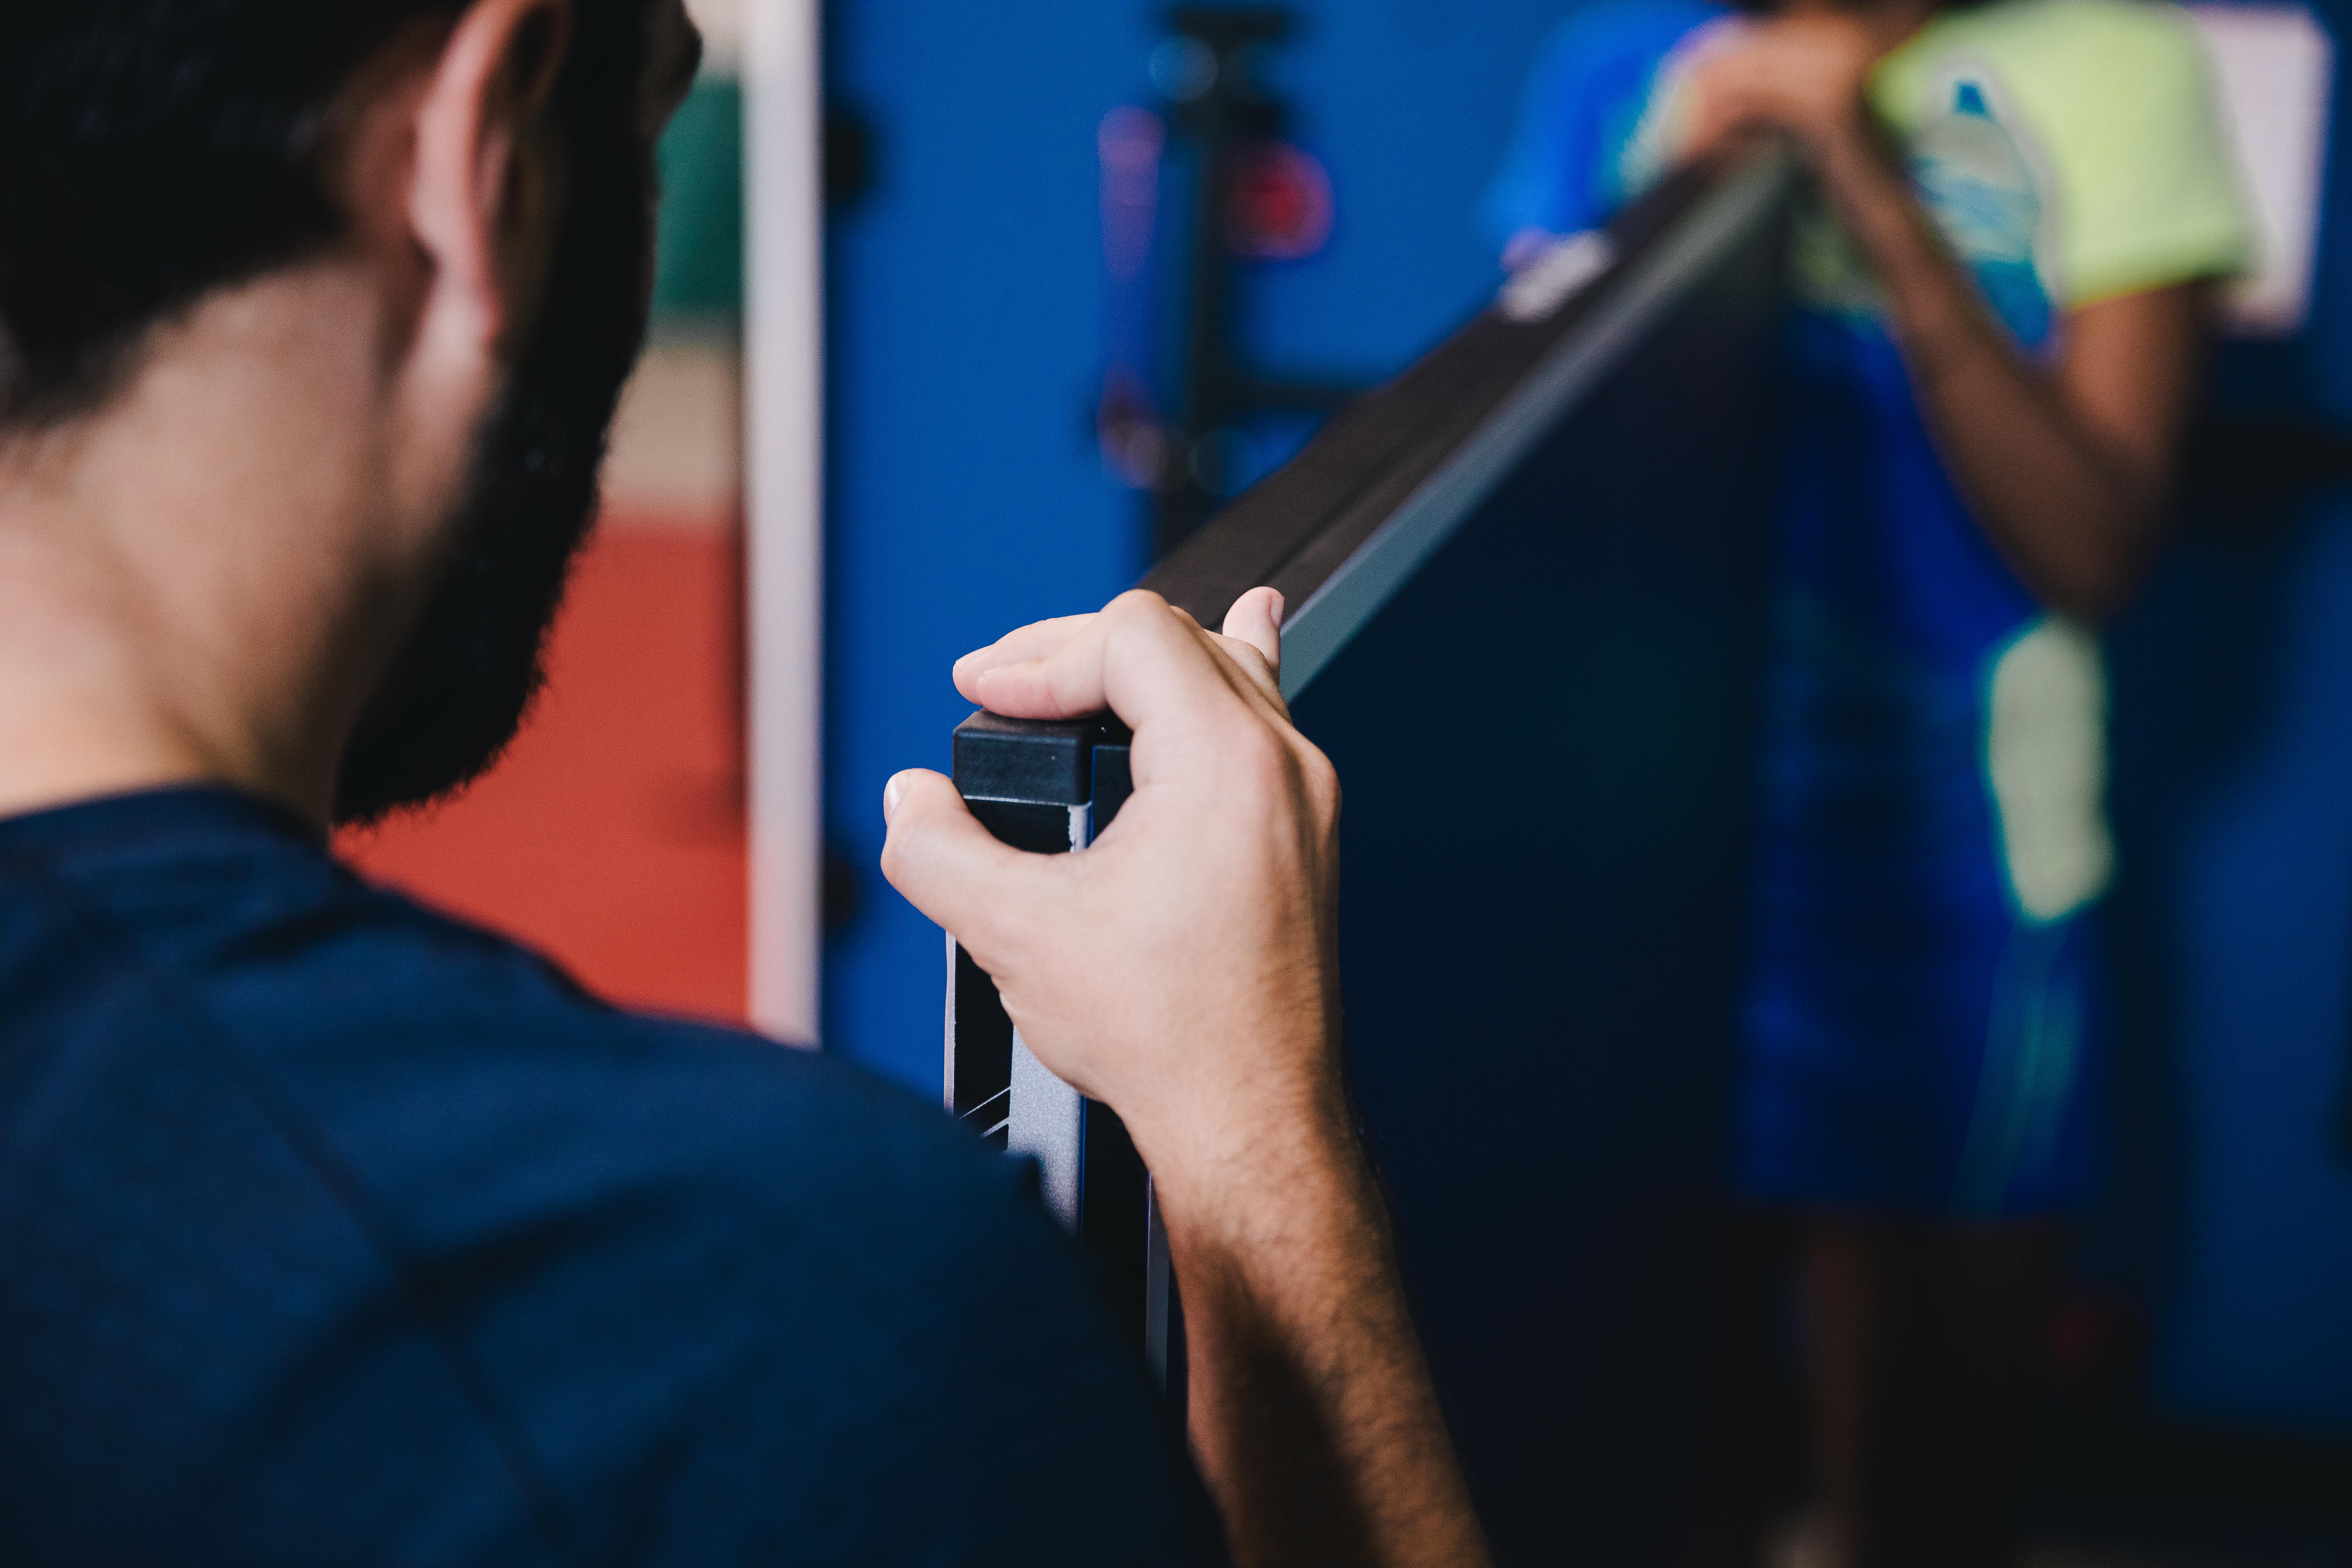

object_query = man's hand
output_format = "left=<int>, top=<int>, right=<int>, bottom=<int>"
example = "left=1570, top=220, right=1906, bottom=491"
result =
left=879, top=586, right=1338, bottom=1171
left=881, top=588, right=1490, bottom=1568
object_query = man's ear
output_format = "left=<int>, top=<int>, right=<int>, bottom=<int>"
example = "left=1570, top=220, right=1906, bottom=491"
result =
left=408, top=0, right=574, bottom=361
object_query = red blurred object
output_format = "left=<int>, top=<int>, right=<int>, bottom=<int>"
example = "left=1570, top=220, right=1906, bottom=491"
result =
left=337, top=515, right=748, bottom=1024
left=1224, top=140, right=1334, bottom=260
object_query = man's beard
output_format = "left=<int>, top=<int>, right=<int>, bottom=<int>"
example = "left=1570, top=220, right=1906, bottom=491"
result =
left=333, top=138, right=653, bottom=826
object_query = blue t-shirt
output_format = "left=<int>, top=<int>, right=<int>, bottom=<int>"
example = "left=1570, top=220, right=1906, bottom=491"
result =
left=0, top=787, right=1212, bottom=1565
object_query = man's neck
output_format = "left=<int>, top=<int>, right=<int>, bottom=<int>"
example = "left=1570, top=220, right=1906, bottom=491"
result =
left=0, top=537, right=220, bottom=824
left=0, top=267, right=433, bottom=829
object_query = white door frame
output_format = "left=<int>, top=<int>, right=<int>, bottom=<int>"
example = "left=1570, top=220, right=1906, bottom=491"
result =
left=746, top=0, right=825, bottom=1044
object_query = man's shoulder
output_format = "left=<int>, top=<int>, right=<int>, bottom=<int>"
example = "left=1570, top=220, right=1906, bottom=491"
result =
left=278, top=859, right=1204, bottom=1563
left=28, top=788, right=1049, bottom=1262
left=1, top=782, right=1107, bottom=1353
left=0, top=787, right=1202, bottom=1563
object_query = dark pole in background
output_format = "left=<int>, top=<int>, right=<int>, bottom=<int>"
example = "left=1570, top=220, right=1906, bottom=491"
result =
left=1147, top=6, right=1357, bottom=556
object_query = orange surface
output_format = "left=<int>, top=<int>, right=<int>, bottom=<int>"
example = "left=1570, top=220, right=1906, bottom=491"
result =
left=338, top=515, right=749, bottom=1023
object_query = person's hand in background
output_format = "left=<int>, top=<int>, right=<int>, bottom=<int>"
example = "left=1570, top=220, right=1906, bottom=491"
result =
left=1678, top=12, right=1883, bottom=168
left=882, top=587, right=1490, bottom=1568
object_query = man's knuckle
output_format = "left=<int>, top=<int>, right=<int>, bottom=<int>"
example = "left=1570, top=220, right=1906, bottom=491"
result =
left=1107, top=589, right=1166, bottom=624
left=1304, top=749, right=1338, bottom=798
left=1230, top=723, right=1288, bottom=779
left=882, top=814, right=939, bottom=875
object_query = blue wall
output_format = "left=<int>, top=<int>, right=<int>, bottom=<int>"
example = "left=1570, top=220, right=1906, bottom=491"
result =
left=821, top=0, right=1578, bottom=1088
left=2105, top=503, right=2352, bottom=1436
left=823, top=0, right=2352, bottom=1437
left=823, top=3, right=1142, bottom=1084
left=2086, top=0, right=2352, bottom=1435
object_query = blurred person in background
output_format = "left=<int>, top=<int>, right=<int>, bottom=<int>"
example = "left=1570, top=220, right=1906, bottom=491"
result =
left=0, top=2, right=1491, bottom=1563
left=1485, top=0, right=2252, bottom=1562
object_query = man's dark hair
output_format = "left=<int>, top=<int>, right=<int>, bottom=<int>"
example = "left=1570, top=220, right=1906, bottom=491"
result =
left=0, top=0, right=650, bottom=429
left=0, top=0, right=671, bottom=822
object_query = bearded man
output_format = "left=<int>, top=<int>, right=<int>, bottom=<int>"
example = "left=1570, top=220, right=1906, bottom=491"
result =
left=0, top=4, right=1487, bottom=1564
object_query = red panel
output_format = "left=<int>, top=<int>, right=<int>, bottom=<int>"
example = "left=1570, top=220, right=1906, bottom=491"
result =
left=338, top=515, right=748, bottom=1023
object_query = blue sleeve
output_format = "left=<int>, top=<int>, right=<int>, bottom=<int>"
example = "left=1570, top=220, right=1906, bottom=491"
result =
left=1478, top=1, right=1731, bottom=254
left=1479, top=18, right=1609, bottom=249
left=418, top=1024, right=1223, bottom=1568
left=0, top=799, right=1220, bottom=1567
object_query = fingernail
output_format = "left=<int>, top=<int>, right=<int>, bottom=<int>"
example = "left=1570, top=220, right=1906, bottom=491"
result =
left=883, top=773, right=908, bottom=823
left=1268, top=588, right=1286, bottom=627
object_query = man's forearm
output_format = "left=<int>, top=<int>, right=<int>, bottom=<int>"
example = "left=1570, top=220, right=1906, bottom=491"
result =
left=885, top=590, right=1483, bottom=1563
left=1145, top=1086, right=1490, bottom=1568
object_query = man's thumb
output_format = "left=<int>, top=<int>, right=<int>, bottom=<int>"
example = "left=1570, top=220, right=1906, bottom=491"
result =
left=878, top=769, right=1040, bottom=948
